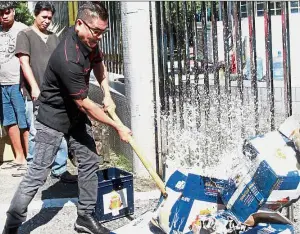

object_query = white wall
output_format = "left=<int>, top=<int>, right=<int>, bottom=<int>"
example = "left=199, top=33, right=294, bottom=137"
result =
left=241, top=14, right=300, bottom=87
left=210, top=14, right=300, bottom=87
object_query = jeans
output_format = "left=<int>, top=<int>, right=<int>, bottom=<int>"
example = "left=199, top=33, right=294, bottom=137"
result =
left=1, top=84, right=28, bottom=129
left=5, top=119, right=102, bottom=228
left=25, top=99, right=67, bottom=176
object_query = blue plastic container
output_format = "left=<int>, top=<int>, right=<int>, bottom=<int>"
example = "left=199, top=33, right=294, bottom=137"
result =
left=245, top=57, right=264, bottom=81
left=95, top=168, right=134, bottom=222
left=273, top=51, right=284, bottom=80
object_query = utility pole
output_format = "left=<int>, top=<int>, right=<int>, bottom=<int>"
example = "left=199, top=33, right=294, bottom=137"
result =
left=121, top=2, right=157, bottom=177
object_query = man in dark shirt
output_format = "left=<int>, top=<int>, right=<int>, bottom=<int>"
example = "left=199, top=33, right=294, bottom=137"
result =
left=16, top=1, right=77, bottom=182
left=3, top=2, right=132, bottom=234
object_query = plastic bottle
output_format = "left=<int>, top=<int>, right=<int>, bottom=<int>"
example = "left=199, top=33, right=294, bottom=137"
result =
left=273, top=51, right=284, bottom=80
left=244, top=57, right=263, bottom=81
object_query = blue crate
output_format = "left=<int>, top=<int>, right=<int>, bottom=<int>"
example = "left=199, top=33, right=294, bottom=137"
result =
left=95, top=167, right=134, bottom=222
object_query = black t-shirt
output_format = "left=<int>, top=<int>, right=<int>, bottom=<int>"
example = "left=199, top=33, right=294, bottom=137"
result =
left=36, top=26, right=103, bottom=134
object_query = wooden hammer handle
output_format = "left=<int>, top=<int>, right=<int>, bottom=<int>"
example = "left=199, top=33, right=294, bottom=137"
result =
left=108, top=109, right=168, bottom=198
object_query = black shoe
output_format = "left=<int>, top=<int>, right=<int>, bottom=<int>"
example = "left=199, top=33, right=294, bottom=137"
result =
left=51, top=171, right=78, bottom=183
left=2, top=226, right=18, bottom=234
left=74, top=213, right=109, bottom=234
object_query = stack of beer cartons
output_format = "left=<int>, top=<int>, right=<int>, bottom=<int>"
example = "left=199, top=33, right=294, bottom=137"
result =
left=243, top=116, right=300, bottom=211
left=217, top=116, right=300, bottom=227
left=154, top=168, right=295, bottom=233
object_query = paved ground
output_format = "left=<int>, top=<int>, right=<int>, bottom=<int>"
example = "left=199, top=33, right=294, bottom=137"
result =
left=0, top=161, right=160, bottom=234
left=2, top=160, right=300, bottom=234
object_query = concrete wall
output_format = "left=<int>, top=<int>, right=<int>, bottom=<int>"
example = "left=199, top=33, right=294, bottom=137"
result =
left=89, top=74, right=132, bottom=162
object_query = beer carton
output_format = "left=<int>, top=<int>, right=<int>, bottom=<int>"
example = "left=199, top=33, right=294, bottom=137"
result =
left=243, top=131, right=300, bottom=194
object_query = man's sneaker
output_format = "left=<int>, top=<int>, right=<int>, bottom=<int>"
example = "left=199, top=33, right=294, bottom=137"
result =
left=74, top=213, right=109, bottom=234
left=51, top=171, right=78, bottom=183
left=2, top=226, right=18, bottom=234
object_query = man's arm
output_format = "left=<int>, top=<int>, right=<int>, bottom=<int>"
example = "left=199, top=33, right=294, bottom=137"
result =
left=15, top=30, right=40, bottom=100
left=74, top=97, right=131, bottom=142
left=93, top=61, right=116, bottom=112
left=59, top=60, right=131, bottom=142
left=18, top=54, right=40, bottom=100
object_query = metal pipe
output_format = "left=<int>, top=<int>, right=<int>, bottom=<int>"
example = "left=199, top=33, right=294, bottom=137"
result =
left=175, top=1, right=184, bottom=127
left=201, top=1, right=210, bottom=122
left=264, top=2, right=275, bottom=131
left=110, top=2, right=116, bottom=73
left=149, top=1, right=163, bottom=177
left=192, top=1, right=201, bottom=128
left=233, top=1, right=244, bottom=137
left=211, top=1, right=220, bottom=118
left=158, top=2, right=168, bottom=113
left=107, top=1, right=112, bottom=72
left=183, top=1, right=191, bottom=101
left=222, top=1, right=232, bottom=134
left=281, top=1, right=292, bottom=117
left=168, top=2, right=176, bottom=116
left=247, top=1, right=259, bottom=134
left=222, top=2, right=231, bottom=95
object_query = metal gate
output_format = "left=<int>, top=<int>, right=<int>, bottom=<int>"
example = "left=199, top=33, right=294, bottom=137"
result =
left=155, top=0, right=295, bottom=221
left=155, top=1, right=294, bottom=155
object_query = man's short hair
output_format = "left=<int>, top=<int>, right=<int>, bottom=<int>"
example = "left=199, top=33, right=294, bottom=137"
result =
left=34, top=1, right=56, bottom=16
left=0, top=1, right=17, bottom=11
left=76, top=2, right=108, bottom=23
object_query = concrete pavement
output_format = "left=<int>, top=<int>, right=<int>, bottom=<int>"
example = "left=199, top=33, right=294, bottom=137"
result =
left=0, top=162, right=160, bottom=234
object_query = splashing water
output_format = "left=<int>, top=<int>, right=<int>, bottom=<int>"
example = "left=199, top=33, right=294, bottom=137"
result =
left=160, top=83, right=283, bottom=179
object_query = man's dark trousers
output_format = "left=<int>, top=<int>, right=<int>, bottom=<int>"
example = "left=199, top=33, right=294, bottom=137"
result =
left=4, top=119, right=101, bottom=228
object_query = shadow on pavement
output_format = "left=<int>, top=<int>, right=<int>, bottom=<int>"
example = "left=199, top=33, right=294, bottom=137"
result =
left=19, top=180, right=78, bottom=234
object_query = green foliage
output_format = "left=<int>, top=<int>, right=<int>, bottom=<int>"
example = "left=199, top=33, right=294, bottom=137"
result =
left=14, top=1, right=34, bottom=26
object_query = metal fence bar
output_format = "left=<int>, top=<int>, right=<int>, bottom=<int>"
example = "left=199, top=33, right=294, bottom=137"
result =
left=183, top=2, right=191, bottom=101
left=110, top=2, right=116, bottom=73
left=158, top=2, right=169, bottom=113
left=167, top=2, right=176, bottom=116
left=264, top=2, right=275, bottom=131
left=175, top=1, right=184, bottom=127
left=114, top=2, right=119, bottom=74
left=211, top=1, right=220, bottom=121
left=233, top=1, right=244, bottom=137
left=222, top=2, right=231, bottom=95
left=106, top=2, right=112, bottom=72
left=247, top=1, right=259, bottom=134
left=95, top=2, right=123, bottom=75
left=281, top=1, right=292, bottom=117
left=222, top=1, right=232, bottom=132
left=117, top=2, right=123, bottom=74
left=103, top=2, right=109, bottom=70
left=200, top=2, right=210, bottom=123
left=191, top=2, right=201, bottom=128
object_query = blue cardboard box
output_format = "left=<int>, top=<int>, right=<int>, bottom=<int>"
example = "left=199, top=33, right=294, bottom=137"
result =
left=167, top=173, right=226, bottom=233
left=220, top=172, right=265, bottom=224
left=156, top=170, right=188, bottom=233
left=243, top=131, right=300, bottom=193
left=95, top=168, right=134, bottom=222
